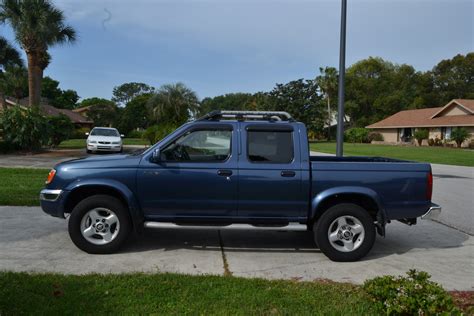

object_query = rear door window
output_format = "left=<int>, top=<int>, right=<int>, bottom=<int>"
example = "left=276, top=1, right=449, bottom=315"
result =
left=247, top=130, right=293, bottom=163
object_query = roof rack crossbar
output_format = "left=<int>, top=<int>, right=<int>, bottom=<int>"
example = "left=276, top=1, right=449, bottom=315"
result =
left=198, top=110, right=294, bottom=122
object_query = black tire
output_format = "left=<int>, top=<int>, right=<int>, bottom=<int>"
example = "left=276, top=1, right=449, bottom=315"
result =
left=86, top=149, right=92, bottom=154
left=314, top=203, right=376, bottom=262
left=68, top=195, right=131, bottom=254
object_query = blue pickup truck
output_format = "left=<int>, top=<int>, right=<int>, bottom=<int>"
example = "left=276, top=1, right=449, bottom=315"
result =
left=40, top=111, right=441, bottom=261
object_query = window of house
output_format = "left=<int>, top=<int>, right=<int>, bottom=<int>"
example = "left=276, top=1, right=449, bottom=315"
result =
left=161, top=129, right=232, bottom=162
left=247, top=130, right=294, bottom=163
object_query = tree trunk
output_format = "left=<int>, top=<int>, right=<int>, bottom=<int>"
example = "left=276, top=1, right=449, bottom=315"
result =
left=26, top=52, right=40, bottom=107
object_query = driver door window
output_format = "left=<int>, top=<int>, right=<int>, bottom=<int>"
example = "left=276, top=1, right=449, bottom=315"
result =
left=161, top=129, right=232, bottom=162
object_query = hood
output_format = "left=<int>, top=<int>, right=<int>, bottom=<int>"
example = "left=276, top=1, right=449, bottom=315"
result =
left=87, top=135, right=122, bottom=143
left=55, top=153, right=142, bottom=170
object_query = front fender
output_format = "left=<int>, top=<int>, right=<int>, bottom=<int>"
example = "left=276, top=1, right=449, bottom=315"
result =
left=311, top=186, right=386, bottom=222
left=65, top=179, right=143, bottom=230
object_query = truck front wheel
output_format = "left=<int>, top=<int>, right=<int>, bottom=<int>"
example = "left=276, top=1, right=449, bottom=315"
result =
left=314, top=203, right=376, bottom=262
left=68, top=195, right=131, bottom=254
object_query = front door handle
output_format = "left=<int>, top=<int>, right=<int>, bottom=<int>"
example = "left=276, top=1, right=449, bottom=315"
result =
left=217, top=169, right=233, bottom=177
left=281, top=170, right=296, bottom=177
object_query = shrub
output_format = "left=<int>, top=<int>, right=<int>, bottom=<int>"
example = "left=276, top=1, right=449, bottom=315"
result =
left=434, top=137, right=442, bottom=147
left=344, top=128, right=369, bottom=143
left=414, top=129, right=429, bottom=146
left=428, top=138, right=435, bottom=146
left=128, top=130, right=144, bottom=139
left=71, top=127, right=90, bottom=139
left=143, top=124, right=176, bottom=145
left=1, top=106, right=49, bottom=151
left=364, top=270, right=460, bottom=315
left=48, top=114, right=74, bottom=147
left=450, top=127, right=470, bottom=148
left=367, top=132, right=383, bottom=142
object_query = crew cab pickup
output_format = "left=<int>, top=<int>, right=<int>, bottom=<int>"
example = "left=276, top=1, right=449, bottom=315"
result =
left=40, top=111, right=441, bottom=261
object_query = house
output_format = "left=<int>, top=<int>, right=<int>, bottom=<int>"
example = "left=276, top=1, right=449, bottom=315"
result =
left=72, top=105, right=92, bottom=119
left=2, top=97, right=94, bottom=129
left=366, top=99, right=474, bottom=147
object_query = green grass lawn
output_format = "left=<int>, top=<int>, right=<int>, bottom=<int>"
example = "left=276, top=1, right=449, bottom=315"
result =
left=0, top=168, right=48, bottom=206
left=0, top=272, right=377, bottom=314
left=310, top=142, right=474, bottom=167
left=59, top=138, right=149, bottom=149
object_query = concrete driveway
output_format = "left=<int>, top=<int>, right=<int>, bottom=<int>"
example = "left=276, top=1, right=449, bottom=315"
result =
left=0, top=206, right=472, bottom=290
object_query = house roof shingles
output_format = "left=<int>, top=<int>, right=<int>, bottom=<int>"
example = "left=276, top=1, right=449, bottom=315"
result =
left=367, top=99, right=474, bottom=129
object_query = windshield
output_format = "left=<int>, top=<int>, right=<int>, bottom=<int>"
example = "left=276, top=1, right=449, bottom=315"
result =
left=90, top=128, right=120, bottom=137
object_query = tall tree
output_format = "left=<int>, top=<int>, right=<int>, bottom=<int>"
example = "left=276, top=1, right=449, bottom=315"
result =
left=266, top=79, right=324, bottom=135
left=112, top=82, right=155, bottom=106
left=316, top=67, right=338, bottom=140
left=430, top=53, right=474, bottom=103
left=41, top=76, right=79, bottom=108
left=0, top=64, right=27, bottom=101
left=80, top=97, right=118, bottom=127
left=117, top=93, right=152, bottom=134
left=0, top=0, right=76, bottom=106
left=0, top=35, right=22, bottom=71
left=199, top=93, right=254, bottom=116
left=147, top=82, right=199, bottom=125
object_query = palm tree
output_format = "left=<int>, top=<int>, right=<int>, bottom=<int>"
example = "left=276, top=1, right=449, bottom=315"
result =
left=316, top=67, right=338, bottom=140
left=147, top=83, right=200, bottom=125
left=0, top=64, right=28, bottom=101
left=0, top=0, right=76, bottom=106
left=0, top=35, right=22, bottom=70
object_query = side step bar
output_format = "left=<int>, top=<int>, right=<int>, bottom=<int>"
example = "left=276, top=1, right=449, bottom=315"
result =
left=144, top=222, right=308, bottom=231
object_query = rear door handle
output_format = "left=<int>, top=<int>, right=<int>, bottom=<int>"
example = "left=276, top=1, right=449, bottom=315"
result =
left=217, top=170, right=233, bottom=177
left=281, top=170, right=296, bottom=177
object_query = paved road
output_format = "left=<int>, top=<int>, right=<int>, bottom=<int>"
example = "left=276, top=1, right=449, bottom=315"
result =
left=0, top=206, right=472, bottom=290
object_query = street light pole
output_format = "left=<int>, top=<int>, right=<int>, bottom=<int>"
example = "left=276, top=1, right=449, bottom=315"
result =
left=336, top=0, right=347, bottom=157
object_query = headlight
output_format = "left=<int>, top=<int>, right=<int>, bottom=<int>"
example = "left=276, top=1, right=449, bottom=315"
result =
left=45, top=169, right=56, bottom=184
left=89, top=140, right=97, bottom=144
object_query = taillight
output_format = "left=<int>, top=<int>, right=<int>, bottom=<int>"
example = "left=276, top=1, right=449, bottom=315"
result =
left=426, top=171, right=433, bottom=201
left=45, top=169, right=56, bottom=185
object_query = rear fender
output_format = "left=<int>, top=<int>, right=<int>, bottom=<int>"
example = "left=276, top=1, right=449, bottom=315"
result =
left=311, top=186, right=387, bottom=234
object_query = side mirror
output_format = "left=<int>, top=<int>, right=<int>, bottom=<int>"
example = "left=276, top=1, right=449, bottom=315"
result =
left=120, top=134, right=125, bottom=138
left=85, top=132, right=89, bottom=136
left=152, top=148, right=161, bottom=162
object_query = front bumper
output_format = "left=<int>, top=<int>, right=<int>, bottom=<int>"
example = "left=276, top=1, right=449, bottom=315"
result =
left=87, top=144, right=122, bottom=152
left=40, top=189, right=68, bottom=218
left=421, top=203, right=441, bottom=220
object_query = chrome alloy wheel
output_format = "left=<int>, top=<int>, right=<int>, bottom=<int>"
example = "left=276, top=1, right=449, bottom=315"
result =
left=327, top=215, right=365, bottom=252
left=80, top=208, right=120, bottom=245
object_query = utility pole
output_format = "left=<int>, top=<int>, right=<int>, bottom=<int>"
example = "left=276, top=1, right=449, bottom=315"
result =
left=336, top=0, right=347, bottom=157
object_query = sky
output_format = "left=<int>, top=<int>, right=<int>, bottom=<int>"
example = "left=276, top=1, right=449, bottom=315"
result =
left=1, top=0, right=473, bottom=101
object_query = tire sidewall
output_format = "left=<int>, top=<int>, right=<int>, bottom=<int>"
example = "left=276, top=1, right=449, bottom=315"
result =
left=314, top=203, right=376, bottom=262
left=68, top=194, right=131, bottom=254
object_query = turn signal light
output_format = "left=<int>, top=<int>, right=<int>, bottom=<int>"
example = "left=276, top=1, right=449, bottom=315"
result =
left=45, top=169, right=56, bottom=185
left=426, top=171, right=433, bottom=201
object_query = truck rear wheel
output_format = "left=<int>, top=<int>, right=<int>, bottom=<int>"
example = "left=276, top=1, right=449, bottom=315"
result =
left=314, top=203, right=375, bottom=262
left=68, top=195, right=131, bottom=254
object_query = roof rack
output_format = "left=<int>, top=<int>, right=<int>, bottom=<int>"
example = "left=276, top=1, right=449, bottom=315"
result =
left=197, top=110, right=294, bottom=122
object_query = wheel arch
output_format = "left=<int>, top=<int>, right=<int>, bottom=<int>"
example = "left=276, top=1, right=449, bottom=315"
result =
left=310, top=187, right=386, bottom=231
left=64, top=180, right=143, bottom=231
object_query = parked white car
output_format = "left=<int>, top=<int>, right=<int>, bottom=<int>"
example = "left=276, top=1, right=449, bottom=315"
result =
left=86, top=127, right=124, bottom=153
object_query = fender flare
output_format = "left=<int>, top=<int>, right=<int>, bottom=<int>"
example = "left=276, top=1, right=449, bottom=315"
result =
left=65, top=179, right=143, bottom=230
left=311, top=186, right=387, bottom=228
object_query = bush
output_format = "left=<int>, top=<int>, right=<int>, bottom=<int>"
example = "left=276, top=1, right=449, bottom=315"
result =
left=414, top=129, right=429, bottom=146
left=48, top=114, right=74, bottom=147
left=428, top=138, right=435, bottom=146
left=364, top=270, right=460, bottom=315
left=1, top=106, right=49, bottom=151
left=143, top=124, right=176, bottom=145
left=344, top=128, right=370, bottom=143
left=71, top=127, right=91, bottom=139
left=434, top=137, right=442, bottom=147
left=128, top=130, right=144, bottom=139
left=367, top=132, right=383, bottom=142
left=450, top=127, right=470, bottom=148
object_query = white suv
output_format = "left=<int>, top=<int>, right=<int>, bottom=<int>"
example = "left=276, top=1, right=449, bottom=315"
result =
left=86, top=127, right=124, bottom=153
